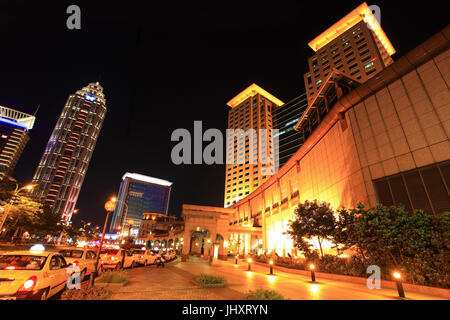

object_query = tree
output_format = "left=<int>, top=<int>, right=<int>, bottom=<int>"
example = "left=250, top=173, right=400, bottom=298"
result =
left=3, top=195, right=43, bottom=240
left=287, top=200, right=336, bottom=258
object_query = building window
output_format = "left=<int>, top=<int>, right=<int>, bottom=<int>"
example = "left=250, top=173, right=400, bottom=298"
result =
left=373, top=161, right=450, bottom=215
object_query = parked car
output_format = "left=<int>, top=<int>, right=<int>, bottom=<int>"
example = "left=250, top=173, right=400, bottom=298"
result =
left=0, top=249, right=71, bottom=300
left=132, top=249, right=157, bottom=266
left=163, top=249, right=176, bottom=261
left=99, top=249, right=136, bottom=271
left=58, top=247, right=97, bottom=281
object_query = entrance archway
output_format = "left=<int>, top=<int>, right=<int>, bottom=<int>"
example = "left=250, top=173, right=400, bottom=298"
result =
left=189, top=228, right=210, bottom=257
left=181, top=204, right=234, bottom=262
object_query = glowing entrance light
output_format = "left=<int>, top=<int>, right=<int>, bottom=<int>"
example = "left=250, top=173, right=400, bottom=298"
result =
left=85, top=95, right=95, bottom=102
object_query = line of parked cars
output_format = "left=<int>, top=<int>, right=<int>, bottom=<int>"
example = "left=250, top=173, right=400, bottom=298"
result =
left=0, top=245, right=177, bottom=300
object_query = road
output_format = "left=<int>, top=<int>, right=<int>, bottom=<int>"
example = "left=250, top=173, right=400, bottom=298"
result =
left=105, top=256, right=447, bottom=300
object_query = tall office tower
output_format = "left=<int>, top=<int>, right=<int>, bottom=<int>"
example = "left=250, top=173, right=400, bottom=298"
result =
left=109, top=173, right=172, bottom=238
left=32, top=82, right=107, bottom=223
left=224, top=84, right=284, bottom=207
left=304, top=2, right=395, bottom=100
left=0, top=106, right=35, bottom=180
left=273, top=93, right=308, bottom=168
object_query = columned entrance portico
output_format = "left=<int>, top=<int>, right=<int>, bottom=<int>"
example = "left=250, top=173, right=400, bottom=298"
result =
left=181, top=204, right=234, bottom=262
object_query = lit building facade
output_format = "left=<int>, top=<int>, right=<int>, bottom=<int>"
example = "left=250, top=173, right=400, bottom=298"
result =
left=181, top=26, right=450, bottom=260
left=273, top=93, right=308, bottom=167
left=0, top=106, right=35, bottom=180
left=137, top=212, right=184, bottom=250
left=224, top=84, right=284, bottom=207
left=32, top=82, right=107, bottom=223
left=304, top=2, right=395, bottom=100
left=110, top=173, right=172, bottom=238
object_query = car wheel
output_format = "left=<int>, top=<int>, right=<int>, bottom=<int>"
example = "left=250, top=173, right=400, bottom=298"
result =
left=114, top=264, right=120, bottom=271
left=131, top=261, right=136, bottom=268
left=41, top=288, right=50, bottom=300
left=144, top=260, right=147, bottom=267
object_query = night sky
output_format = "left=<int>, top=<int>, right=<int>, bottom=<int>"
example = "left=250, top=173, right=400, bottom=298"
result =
left=0, top=1, right=447, bottom=227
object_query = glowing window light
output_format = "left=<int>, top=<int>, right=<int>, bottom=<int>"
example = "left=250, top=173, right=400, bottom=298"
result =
left=85, top=95, right=95, bottom=102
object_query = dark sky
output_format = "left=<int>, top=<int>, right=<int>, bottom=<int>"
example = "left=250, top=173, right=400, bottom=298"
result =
left=0, top=1, right=448, bottom=227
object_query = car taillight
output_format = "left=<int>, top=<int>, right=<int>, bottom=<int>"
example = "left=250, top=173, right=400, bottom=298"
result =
left=17, top=276, right=37, bottom=295
left=140, top=255, right=143, bottom=258
left=72, top=261, right=79, bottom=266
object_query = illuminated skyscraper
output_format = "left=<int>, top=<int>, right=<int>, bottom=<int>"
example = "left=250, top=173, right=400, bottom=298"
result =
left=109, top=173, right=172, bottom=237
left=0, top=106, right=35, bottom=180
left=32, top=82, right=107, bottom=223
left=304, top=2, right=395, bottom=100
left=224, top=84, right=284, bottom=207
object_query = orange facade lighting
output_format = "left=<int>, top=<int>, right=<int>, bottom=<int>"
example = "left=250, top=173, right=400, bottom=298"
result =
left=308, top=2, right=395, bottom=56
left=226, top=83, right=284, bottom=108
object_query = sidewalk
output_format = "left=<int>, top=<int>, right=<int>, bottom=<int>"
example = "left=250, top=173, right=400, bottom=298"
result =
left=105, top=256, right=448, bottom=300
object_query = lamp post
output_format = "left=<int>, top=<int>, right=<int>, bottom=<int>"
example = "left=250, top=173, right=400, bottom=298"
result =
left=247, top=258, right=252, bottom=271
left=89, top=197, right=117, bottom=287
left=235, top=255, right=238, bottom=265
left=0, top=180, right=36, bottom=233
left=269, top=260, right=274, bottom=275
left=393, top=272, right=405, bottom=298
left=309, top=264, right=316, bottom=282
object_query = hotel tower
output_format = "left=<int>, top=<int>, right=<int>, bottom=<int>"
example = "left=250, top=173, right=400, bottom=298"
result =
left=0, top=106, right=35, bottom=180
left=32, top=82, right=107, bottom=223
left=224, top=84, right=284, bottom=207
left=304, top=2, right=395, bottom=100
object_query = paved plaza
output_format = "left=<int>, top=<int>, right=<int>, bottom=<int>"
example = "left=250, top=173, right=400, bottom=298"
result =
left=106, top=257, right=447, bottom=300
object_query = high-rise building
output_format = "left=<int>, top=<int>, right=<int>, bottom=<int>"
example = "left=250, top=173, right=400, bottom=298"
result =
left=224, top=83, right=284, bottom=207
left=109, top=173, right=172, bottom=238
left=273, top=93, right=308, bottom=167
left=303, top=2, right=395, bottom=100
left=32, top=82, right=107, bottom=223
left=0, top=106, right=35, bottom=180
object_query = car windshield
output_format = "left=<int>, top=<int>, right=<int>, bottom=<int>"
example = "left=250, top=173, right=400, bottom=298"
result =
left=0, top=255, right=47, bottom=270
left=101, top=249, right=119, bottom=255
left=59, top=250, right=84, bottom=258
left=132, top=250, right=145, bottom=255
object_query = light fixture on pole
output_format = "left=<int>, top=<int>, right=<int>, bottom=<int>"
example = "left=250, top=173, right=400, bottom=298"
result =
left=393, top=272, right=405, bottom=298
left=309, top=264, right=316, bottom=282
left=247, top=258, right=252, bottom=271
left=269, top=260, right=274, bottom=275
left=89, top=197, right=117, bottom=287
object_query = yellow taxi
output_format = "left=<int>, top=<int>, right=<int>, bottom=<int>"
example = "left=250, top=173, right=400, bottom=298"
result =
left=0, top=245, right=71, bottom=300
left=58, top=247, right=97, bottom=281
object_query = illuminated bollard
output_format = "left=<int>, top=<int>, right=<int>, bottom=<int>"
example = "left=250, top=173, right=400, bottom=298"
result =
left=247, top=258, right=252, bottom=271
left=269, top=260, right=274, bottom=275
left=235, top=255, right=238, bottom=265
left=393, top=272, right=405, bottom=298
left=309, top=264, right=316, bottom=282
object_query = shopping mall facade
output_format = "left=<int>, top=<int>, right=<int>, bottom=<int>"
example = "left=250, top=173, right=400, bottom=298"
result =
left=176, top=26, right=450, bottom=262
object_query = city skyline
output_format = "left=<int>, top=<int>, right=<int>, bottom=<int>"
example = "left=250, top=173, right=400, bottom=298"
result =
left=1, top=1, right=448, bottom=227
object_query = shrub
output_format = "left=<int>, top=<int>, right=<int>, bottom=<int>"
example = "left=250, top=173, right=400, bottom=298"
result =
left=193, top=273, right=227, bottom=287
left=61, top=286, right=110, bottom=300
left=96, top=270, right=129, bottom=284
left=244, top=289, right=286, bottom=300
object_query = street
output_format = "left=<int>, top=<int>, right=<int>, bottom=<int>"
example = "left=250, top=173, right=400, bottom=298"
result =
left=103, top=257, right=447, bottom=300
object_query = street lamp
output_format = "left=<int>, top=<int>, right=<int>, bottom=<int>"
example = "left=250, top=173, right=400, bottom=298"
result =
left=247, top=258, right=252, bottom=271
left=235, top=255, right=238, bottom=265
left=89, top=197, right=117, bottom=287
left=393, top=272, right=405, bottom=298
left=269, top=260, right=274, bottom=275
left=309, top=264, right=316, bottom=282
left=0, top=180, right=37, bottom=236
